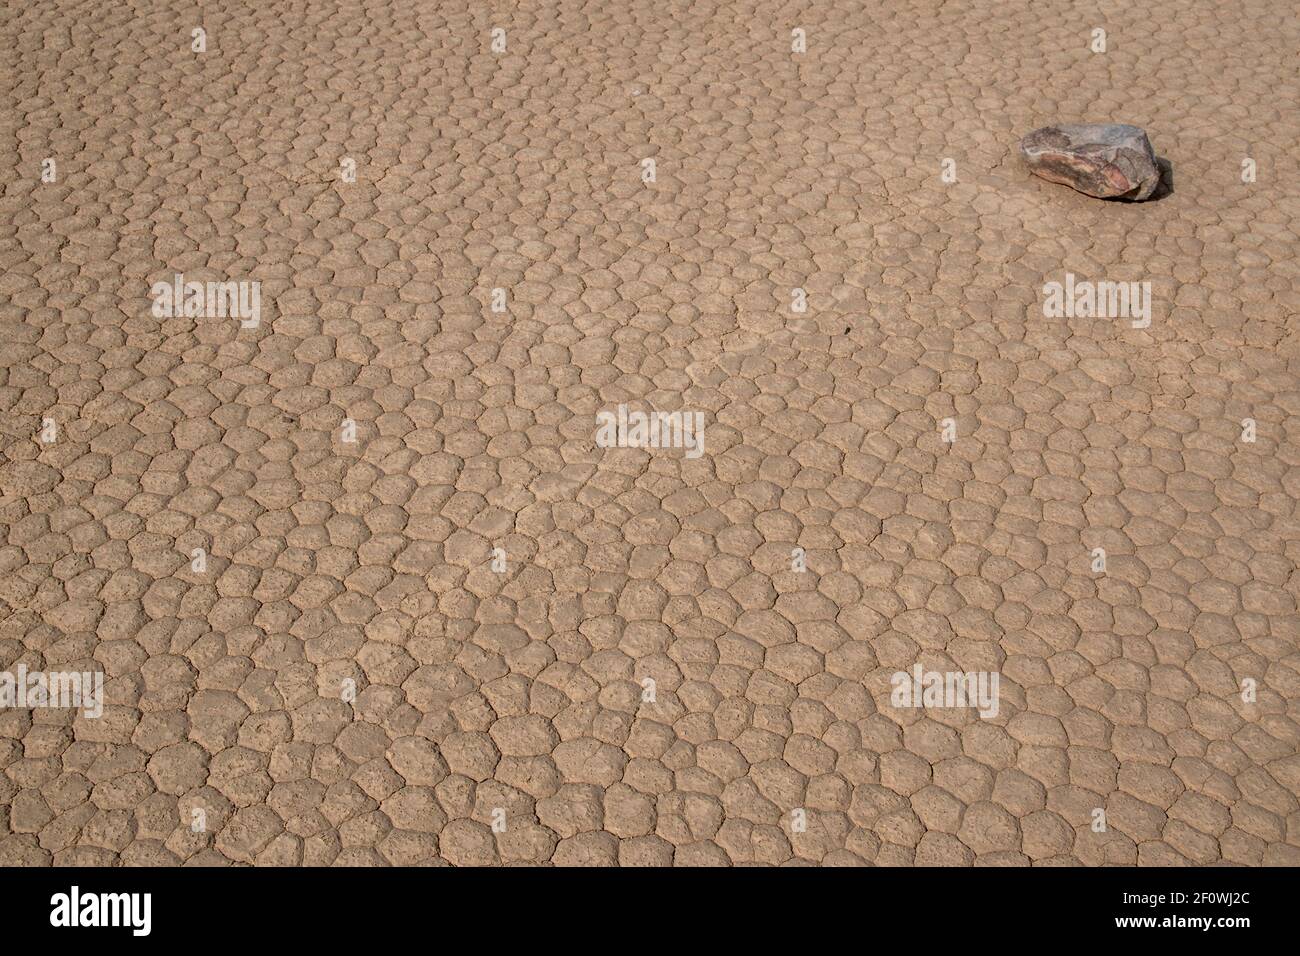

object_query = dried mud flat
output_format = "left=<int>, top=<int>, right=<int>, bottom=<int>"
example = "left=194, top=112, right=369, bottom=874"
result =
left=0, top=0, right=1298, bottom=867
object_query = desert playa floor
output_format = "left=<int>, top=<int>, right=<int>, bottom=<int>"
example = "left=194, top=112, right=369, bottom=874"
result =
left=0, top=0, right=1297, bottom=866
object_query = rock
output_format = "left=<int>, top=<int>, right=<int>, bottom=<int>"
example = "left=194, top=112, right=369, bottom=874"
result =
left=1020, top=123, right=1161, bottom=200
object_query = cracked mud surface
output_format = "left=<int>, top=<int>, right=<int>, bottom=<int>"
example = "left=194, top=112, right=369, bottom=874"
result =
left=1, top=1, right=1298, bottom=866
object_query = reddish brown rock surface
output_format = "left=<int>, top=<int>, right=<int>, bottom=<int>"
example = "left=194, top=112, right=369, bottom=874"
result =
left=1021, top=123, right=1162, bottom=200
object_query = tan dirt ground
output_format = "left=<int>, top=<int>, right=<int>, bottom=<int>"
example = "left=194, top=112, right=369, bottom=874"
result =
left=0, top=0, right=1298, bottom=866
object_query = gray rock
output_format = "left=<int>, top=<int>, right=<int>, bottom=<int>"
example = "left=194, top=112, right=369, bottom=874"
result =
left=1020, top=123, right=1161, bottom=200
